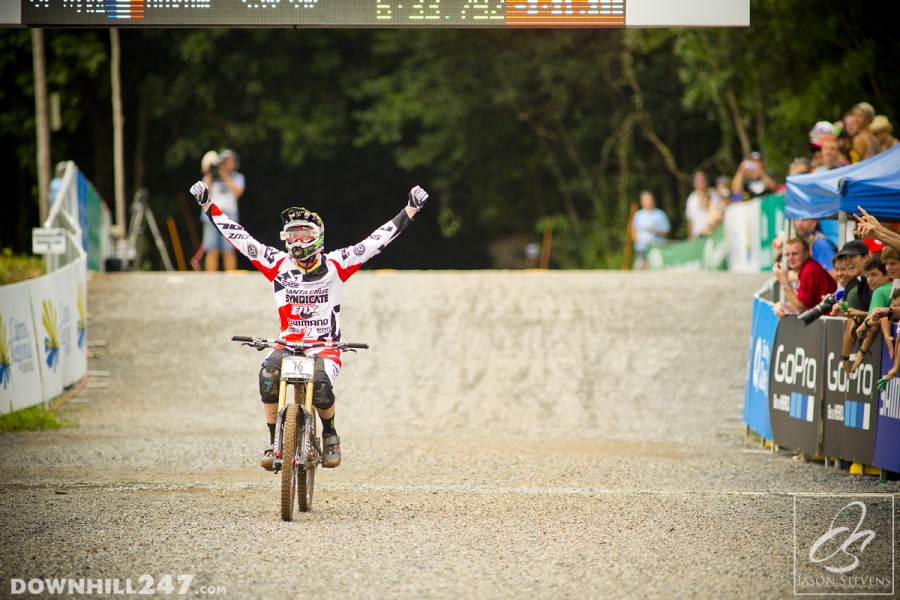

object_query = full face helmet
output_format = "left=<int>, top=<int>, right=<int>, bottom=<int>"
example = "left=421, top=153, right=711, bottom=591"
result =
left=280, top=207, right=324, bottom=269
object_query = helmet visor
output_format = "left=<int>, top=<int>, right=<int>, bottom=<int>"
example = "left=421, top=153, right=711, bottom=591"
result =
left=280, top=224, right=320, bottom=245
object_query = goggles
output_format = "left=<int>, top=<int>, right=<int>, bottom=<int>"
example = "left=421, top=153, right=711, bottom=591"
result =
left=280, top=224, right=321, bottom=245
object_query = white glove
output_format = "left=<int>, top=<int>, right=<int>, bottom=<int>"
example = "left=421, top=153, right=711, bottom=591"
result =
left=190, top=181, right=211, bottom=209
left=408, top=185, right=428, bottom=211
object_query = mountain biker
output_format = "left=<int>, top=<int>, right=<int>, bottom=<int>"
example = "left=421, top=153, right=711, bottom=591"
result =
left=190, top=180, right=429, bottom=470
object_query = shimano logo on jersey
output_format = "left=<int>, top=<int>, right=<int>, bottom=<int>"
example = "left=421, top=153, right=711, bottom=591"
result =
left=772, top=344, right=817, bottom=390
left=288, top=318, right=330, bottom=328
left=826, top=352, right=874, bottom=396
left=752, top=337, right=770, bottom=393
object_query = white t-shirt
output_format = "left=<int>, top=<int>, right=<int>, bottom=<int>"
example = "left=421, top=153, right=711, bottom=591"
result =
left=685, top=191, right=723, bottom=239
left=210, top=172, right=245, bottom=216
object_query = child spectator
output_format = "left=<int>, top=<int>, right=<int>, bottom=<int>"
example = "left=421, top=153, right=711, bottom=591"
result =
left=877, top=290, right=900, bottom=383
left=852, top=255, right=894, bottom=372
left=882, top=246, right=900, bottom=290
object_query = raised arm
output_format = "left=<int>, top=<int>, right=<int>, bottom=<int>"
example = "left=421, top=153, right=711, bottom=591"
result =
left=190, top=181, right=285, bottom=280
left=327, top=186, right=429, bottom=281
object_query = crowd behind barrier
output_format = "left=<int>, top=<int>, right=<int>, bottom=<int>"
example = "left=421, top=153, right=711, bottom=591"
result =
left=0, top=163, right=110, bottom=416
left=744, top=281, right=900, bottom=476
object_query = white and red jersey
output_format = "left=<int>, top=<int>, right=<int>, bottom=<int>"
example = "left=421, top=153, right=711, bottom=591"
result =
left=207, top=203, right=413, bottom=357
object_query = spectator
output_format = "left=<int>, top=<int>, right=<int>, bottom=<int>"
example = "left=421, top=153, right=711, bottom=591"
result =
left=849, top=102, right=880, bottom=162
left=714, top=175, right=735, bottom=203
left=830, top=240, right=871, bottom=373
left=685, top=170, right=723, bottom=239
left=49, top=161, right=66, bottom=206
left=772, top=237, right=837, bottom=318
left=834, top=116, right=856, bottom=165
left=630, top=190, right=670, bottom=270
left=201, top=148, right=246, bottom=272
left=852, top=255, right=894, bottom=372
left=808, top=120, right=836, bottom=169
left=883, top=246, right=900, bottom=291
left=875, top=290, right=900, bottom=383
left=793, top=218, right=837, bottom=277
left=814, top=135, right=848, bottom=172
left=871, top=115, right=898, bottom=150
left=731, top=151, right=778, bottom=201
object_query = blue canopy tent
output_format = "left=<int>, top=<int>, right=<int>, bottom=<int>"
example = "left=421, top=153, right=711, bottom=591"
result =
left=785, top=144, right=900, bottom=219
left=839, top=165, right=900, bottom=220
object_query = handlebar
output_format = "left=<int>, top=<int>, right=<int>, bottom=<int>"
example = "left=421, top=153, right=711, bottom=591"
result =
left=231, top=335, right=368, bottom=352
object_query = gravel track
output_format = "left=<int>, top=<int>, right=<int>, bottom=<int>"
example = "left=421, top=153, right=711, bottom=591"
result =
left=1, top=270, right=897, bottom=599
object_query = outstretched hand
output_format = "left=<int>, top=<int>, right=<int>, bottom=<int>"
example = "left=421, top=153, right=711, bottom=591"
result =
left=408, top=185, right=429, bottom=211
left=191, top=180, right=211, bottom=209
left=853, top=205, right=880, bottom=237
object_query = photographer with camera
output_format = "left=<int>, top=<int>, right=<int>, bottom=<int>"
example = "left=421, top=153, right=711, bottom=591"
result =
left=772, top=236, right=836, bottom=318
left=730, top=151, right=778, bottom=201
left=200, top=148, right=245, bottom=272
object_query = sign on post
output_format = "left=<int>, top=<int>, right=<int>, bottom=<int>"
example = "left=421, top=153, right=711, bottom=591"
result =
left=32, top=228, right=66, bottom=255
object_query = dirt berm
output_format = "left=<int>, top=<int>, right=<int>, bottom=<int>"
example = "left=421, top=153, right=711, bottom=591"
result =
left=0, top=270, right=897, bottom=599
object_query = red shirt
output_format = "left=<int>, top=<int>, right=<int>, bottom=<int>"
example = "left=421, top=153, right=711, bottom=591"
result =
left=796, top=257, right=837, bottom=309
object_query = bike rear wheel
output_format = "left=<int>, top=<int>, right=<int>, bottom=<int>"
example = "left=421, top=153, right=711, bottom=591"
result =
left=298, top=412, right=317, bottom=512
left=280, top=403, right=300, bottom=522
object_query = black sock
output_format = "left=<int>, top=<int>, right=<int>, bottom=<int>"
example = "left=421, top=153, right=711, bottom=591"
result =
left=268, top=423, right=276, bottom=444
left=321, top=416, right=336, bottom=436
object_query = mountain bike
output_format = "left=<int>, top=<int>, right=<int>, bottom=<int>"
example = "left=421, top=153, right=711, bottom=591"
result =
left=232, top=335, right=368, bottom=521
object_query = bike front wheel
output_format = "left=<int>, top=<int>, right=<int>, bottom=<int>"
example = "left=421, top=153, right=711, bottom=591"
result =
left=298, top=412, right=317, bottom=512
left=280, top=403, right=300, bottom=522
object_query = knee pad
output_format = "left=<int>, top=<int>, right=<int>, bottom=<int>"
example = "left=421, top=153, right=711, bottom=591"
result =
left=259, top=361, right=281, bottom=404
left=312, top=377, right=335, bottom=410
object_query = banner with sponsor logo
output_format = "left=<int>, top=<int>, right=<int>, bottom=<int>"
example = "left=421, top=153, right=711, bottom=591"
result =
left=743, top=296, right=777, bottom=440
left=768, top=316, right=825, bottom=455
left=28, top=273, right=65, bottom=402
left=873, top=323, right=900, bottom=473
left=820, top=317, right=879, bottom=464
left=646, top=224, right=727, bottom=271
left=0, top=281, right=43, bottom=413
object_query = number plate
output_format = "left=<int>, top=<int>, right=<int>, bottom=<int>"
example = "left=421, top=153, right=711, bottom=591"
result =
left=281, top=355, right=315, bottom=381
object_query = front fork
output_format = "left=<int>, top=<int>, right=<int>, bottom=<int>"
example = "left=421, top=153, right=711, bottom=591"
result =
left=272, top=380, right=315, bottom=473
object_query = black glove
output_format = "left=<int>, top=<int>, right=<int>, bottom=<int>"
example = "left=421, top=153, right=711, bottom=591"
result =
left=190, top=181, right=211, bottom=208
left=408, top=185, right=429, bottom=211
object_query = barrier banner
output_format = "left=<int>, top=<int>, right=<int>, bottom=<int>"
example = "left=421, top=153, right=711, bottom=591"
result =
left=743, top=296, right=777, bottom=440
left=768, top=316, right=824, bottom=455
left=820, top=317, right=879, bottom=464
left=28, top=271, right=65, bottom=402
left=59, top=258, right=87, bottom=387
left=873, top=323, right=900, bottom=473
left=0, top=281, right=43, bottom=413
left=646, top=225, right=727, bottom=271
left=724, top=199, right=761, bottom=272
left=758, top=193, right=784, bottom=269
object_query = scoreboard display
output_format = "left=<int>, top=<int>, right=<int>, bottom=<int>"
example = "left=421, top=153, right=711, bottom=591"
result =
left=21, top=0, right=627, bottom=27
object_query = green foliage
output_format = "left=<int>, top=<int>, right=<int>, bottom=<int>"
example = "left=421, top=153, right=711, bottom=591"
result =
left=4, top=4, right=900, bottom=269
left=0, top=248, right=45, bottom=286
left=0, top=403, right=62, bottom=432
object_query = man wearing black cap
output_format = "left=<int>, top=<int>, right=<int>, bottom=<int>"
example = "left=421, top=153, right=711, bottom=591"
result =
left=830, top=240, right=871, bottom=373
